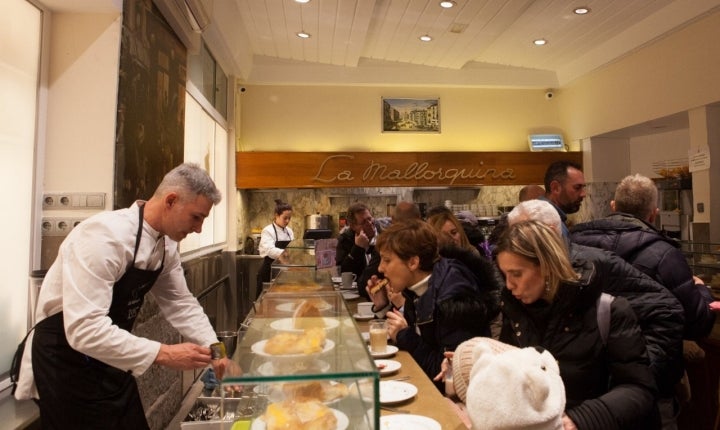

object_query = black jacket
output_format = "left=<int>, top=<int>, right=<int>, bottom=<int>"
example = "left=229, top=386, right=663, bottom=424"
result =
left=397, top=245, right=501, bottom=390
left=335, top=226, right=381, bottom=299
left=569, top=243, right=685, bottom=398
left=571, top=213, right=715, bottom=339
left=500, top=257, right=658, bottom=430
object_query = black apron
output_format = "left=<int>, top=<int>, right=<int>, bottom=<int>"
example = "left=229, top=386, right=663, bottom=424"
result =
left=32, top=204, right=164, bottom=430
left=257, top=224, right=291, bottom=290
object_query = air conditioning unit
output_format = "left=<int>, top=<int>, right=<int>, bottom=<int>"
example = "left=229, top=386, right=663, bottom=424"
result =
left=153, top=0, right=212, bottom=52
left=528, top=134, right=566, bottom=152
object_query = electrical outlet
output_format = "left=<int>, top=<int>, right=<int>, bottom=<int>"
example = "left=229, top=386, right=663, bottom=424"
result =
left=42, top=194, right=59, bottom=209
left=41, top=218, right=55, bottom=235
left=55, top=219, right=72, bottom=235
left=41, top=217, right=75, bottom=236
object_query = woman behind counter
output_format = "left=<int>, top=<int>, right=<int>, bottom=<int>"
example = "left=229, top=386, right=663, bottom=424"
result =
left=257, top=199, right=294, bottom=290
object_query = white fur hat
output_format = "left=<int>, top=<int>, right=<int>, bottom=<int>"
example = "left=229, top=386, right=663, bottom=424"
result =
left=464, top=339, right=566, bottom=430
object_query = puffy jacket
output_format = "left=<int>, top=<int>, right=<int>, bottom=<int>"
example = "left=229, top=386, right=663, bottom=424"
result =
left=570, top=243, right=685, bottom=398
left=571, top=213, right=715, bottom=339
left=396, top=245, right=501, bottom=390
left=500, top=257, right=659, bottom=430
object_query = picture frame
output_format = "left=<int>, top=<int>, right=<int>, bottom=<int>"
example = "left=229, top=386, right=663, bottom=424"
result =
left=382, top=97, right=440, bottom=133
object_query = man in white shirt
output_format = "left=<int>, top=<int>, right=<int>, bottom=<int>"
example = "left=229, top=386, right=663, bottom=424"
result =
left=14, top=163, right=231, bottom=430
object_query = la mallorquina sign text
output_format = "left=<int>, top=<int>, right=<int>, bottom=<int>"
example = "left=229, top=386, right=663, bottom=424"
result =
left=236, top=152, right=582, bottom=189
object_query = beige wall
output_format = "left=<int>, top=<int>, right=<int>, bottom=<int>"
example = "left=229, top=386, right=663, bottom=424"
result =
left=558, top=10, right=720, bottom=141
left=43, top=13, right=121, bottom=217
left=238, top=86, right=563, bottom=152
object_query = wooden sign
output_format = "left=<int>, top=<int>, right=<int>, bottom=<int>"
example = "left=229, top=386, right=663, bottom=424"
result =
left=236, top=152, right=582, bottom=189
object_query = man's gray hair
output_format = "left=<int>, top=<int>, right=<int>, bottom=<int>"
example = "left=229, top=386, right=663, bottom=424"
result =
left=507, top=199, right=562, bottom=235
left=155, top=163, right=222, bottom=205
left=613, top=173, right=657, bottom=220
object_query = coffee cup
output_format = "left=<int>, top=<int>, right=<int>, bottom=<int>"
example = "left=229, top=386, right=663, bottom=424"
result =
left=341, top=272, right=357, bottom=289
left=357, top=301, right=374, bottom=317
left=369, top=319, right=388, bottom=353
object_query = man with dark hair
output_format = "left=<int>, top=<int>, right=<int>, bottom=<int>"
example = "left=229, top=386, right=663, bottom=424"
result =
left=392, top=201, right=421, bottom=223
left=541, top=160, right=587, bottom=238
left=336, top=202, right=382, bottom=299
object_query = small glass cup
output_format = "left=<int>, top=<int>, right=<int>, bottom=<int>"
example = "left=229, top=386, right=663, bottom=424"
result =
left=369, top=319, right=388, bottom=353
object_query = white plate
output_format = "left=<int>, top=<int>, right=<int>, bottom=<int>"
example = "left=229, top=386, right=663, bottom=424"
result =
left=275, top=301, right=332, bottom=313
left=342, top=292, right=360, bottom=300
left=256, top=381, right=348, bottom=405
left=353, top=313, right=375, bottom=321
left=256, top=359, right=330, bottom=376
left=269, top=317, right=340, bottom=332
left=251, top=339, right=335, bottom=358
left=368, top=344, right=398, bottom=358
left=331, top=276, right=342, bottom=283
left=374, top=359, right=401, bottom=375
left=380, top=380, right=418, bottom=404
left=380, top=414, right=441, bottom=430
left=339, top=281, right=358, bottom=290
left=250, top=408, right=349, bottom=430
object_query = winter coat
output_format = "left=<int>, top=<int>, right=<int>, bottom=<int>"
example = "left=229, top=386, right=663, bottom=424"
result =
left=499, top=257, right=658, bottom=430
left=569, top=243, right=685, bottom=398
left=571, top=213, right=715, bottom=339
left=396, top=245, right=501, bottom=390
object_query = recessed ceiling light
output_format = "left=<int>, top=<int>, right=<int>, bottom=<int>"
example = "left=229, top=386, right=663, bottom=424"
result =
left=297, top=31, right=311, bottom=39
left=533, top=39, right=547, bottom=46
left=439, top=0, right=456, bottom=8
left=294, top=0, right=310, bottom=3
left=573, top=7, right=590, bottom=15
left=419, top=34, right=433, bottom=42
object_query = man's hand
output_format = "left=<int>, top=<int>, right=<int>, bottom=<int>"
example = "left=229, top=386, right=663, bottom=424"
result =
left=212, top=357, right=242, bottom=380
left=354, top=230, right=370, bottom=250
left=155, top=343, right=212, bottom=370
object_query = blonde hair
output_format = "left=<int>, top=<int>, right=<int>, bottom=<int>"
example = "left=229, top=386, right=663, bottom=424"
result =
left=495, top=220, right=578, bottom=301
left=426, top=212, right=473, bottom=251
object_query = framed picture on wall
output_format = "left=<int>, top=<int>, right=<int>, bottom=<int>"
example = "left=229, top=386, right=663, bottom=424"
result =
left=382, top=97, right=440, bottom=133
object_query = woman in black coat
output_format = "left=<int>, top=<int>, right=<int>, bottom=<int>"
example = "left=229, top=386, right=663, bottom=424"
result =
left=495, top=220, right=658, bottom=430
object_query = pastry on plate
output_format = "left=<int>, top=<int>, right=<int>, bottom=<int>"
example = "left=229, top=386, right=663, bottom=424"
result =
left=281, top=381, right=349, bottom=403
left=264, top=328, right=326, bottom=355
left=264, top=399, right=337, bottom=430
left=293, top=300, right=325, bottom=330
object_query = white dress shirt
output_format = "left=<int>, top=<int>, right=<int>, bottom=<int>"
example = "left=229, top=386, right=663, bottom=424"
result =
left=15, top=202, right=218, bottom=400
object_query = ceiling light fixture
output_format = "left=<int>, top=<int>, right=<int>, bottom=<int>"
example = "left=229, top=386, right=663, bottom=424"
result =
left=294, top=0, right=310, bottom=3
left=533, top=38, right=547, bottom=46
left=419, top=34, right=433, bottom=42
left=297, top=31, right=311, bottom=39
left=439, top=0, right=456, bottom=8
left=573, top=6, right=590, bottom=15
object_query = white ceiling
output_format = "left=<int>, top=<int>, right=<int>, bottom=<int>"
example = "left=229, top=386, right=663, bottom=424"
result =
left=39, top=0, right=720, bottom=88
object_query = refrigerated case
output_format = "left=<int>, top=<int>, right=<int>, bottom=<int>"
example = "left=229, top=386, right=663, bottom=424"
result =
left=182, top=264, right=380, bottom=429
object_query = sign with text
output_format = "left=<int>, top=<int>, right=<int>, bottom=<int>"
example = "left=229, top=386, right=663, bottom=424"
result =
left=236, top=152, right=582, bottom=189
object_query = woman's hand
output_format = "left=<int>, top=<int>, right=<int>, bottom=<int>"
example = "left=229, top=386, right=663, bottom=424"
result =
left=387, top=286, right=405, bottom=309
left=433, top=351, right=454, bottom=382
left=561, top=414, right=578, bottom=430
left=385, top=309, right=408, bottom=341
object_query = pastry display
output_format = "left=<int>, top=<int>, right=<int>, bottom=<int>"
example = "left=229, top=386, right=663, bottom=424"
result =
left=264, top=328, right=327, bottom=355
left=293, top=301, right=325, bottom=330
left=264, top=399, right=337, bottom=430
left=280, top=381, right=349, bottom=403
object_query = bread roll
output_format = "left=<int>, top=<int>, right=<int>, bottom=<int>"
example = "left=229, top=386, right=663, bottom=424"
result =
left=264, top=399, right=337, bottom=430
left=264, top=328, right=326, bottom=355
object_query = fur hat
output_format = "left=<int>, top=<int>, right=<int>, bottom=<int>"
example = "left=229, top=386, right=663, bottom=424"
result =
left=455, top=338, right=566, bottom=430
left=452, top=338, right=514, bottom=403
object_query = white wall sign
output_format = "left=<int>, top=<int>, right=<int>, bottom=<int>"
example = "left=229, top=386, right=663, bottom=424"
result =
left=689, top=146, right=711, bottom=172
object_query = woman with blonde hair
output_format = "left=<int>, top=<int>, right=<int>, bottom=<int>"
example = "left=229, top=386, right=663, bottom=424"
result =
left=426, top=211, right=477, bottom=254
left=494, top=220, right=658, bottom=430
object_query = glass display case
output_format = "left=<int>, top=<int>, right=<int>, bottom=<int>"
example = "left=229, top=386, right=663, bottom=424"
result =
left=681, top=241, right=720, bottom=299
left=185, top=284, right=380, bottom=429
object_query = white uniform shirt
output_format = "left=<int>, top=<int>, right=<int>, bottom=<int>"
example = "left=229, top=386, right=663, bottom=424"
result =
left=14, top=202, right=218, bottom=400
left=258, top=222, right=294, bottom=259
